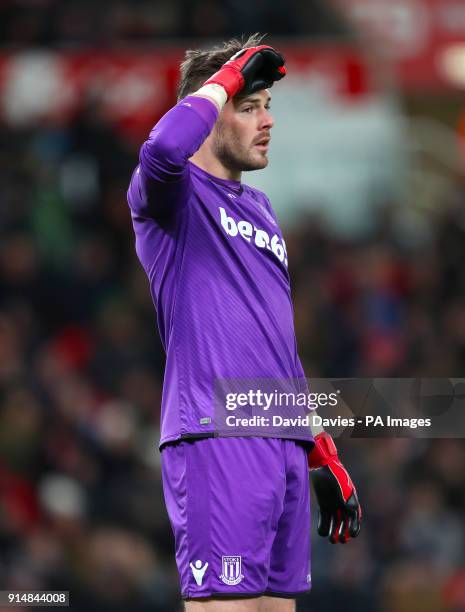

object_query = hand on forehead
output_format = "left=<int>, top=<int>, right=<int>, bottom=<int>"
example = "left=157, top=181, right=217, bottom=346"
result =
left=232, top=89, right=272, bottom=107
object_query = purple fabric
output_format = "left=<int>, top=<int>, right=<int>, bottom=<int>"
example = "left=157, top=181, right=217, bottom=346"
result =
left=161, top=437, right=311, bottom=598
left=127, top=95, right=312, bottom=447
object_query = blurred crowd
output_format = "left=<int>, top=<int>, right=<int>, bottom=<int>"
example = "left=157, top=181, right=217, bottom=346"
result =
left=0, top=0, right=349, bottom=46
left=1, top=97, right=465, bottom=611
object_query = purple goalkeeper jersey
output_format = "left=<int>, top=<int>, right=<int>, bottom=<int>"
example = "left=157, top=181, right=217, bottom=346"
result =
left=127, top=96, right=311, bottom=447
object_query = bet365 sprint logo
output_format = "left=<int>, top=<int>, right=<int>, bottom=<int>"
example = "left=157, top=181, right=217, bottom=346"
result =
left=219, top=207, right=288, bottom=267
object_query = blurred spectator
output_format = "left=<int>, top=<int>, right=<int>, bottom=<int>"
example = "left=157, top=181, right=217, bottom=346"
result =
left=0, top=0, right=350, bottom=46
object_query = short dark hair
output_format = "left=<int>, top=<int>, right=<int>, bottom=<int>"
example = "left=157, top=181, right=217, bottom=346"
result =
left=177, top=33, right=266, bottom=101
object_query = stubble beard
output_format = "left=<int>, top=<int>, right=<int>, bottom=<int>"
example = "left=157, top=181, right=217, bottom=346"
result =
left=212, top=126, right=268, bottom=173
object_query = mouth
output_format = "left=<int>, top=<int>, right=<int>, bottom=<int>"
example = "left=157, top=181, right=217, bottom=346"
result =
left=253, top=138, right=270, bottom=151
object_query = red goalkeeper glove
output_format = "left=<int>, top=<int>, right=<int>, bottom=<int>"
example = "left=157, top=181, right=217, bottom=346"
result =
left=204, top=45, right=286, bottom=100
left=308, top=432, right=362, bottom=544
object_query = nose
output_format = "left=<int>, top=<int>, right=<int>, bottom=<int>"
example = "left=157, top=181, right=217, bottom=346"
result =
left=259, top=107, right=274, bottom=131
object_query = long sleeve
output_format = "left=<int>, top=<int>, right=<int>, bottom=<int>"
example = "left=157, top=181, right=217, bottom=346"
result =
left=127, top=95, right=218, bottom=219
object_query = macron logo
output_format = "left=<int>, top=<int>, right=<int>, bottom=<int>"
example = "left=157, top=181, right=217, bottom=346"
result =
left=190, top=560, right=208, bottom=586
left=219, top=207, right=288, bottom=267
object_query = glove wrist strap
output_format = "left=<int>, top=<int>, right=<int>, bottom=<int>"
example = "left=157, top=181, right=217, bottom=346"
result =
left=308, top=432, right=338, bottom=470
left=204, top=66, right=244, bottom=100
left=192, top=84, right=228, bottom=110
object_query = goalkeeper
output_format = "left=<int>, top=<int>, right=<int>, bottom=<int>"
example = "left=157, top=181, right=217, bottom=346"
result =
left=127, top=34, right=361, bottom=611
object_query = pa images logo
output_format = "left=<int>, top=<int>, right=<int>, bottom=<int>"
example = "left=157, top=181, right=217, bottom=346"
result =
left=219, top=556, right=244, bottom=585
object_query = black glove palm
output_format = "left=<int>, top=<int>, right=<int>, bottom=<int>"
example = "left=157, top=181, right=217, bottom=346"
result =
left=308, top=432, right=362, bottom=544
left=205, top=45, right=286, bottom=100
left=311, top=463, right=361, bottom=544
left=230, top=46, right=286, bottom=96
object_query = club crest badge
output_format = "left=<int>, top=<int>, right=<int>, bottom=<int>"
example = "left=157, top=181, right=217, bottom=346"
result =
left=219, top=556, right=244, bottom=585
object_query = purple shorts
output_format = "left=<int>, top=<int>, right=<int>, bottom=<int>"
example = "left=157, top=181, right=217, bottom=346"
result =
left=161, top=437, right=311, bottom=599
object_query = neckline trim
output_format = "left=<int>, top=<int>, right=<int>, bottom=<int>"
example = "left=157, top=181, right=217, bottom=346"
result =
left=189, top=161, right=242, bottom=191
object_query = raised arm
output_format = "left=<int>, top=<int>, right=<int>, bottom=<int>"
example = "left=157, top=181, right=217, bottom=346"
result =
left=127, top=45, right=286, bottom=219
left=131, top=96, right=219, bottom=218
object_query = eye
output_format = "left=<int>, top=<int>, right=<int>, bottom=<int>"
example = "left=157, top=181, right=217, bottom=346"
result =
left=241, top=106, right=253, bottom=113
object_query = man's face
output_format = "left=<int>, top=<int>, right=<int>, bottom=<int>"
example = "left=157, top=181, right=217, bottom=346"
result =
left=211, top=89, right=274, bottom=173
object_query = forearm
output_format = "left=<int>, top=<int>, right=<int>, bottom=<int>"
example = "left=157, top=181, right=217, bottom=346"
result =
left=140, top=92, right=221, bottom=182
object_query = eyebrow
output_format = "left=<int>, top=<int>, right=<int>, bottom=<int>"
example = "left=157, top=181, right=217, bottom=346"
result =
left=238, top=95, right=272, bottom=105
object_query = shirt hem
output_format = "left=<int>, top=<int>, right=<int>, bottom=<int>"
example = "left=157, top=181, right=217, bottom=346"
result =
left=159, top=431, right=315, bottom=451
